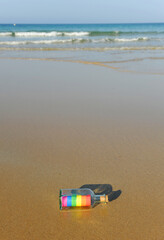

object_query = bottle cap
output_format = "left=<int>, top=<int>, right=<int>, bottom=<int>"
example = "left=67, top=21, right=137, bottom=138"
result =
left=100, top=195, right=108, bottom=203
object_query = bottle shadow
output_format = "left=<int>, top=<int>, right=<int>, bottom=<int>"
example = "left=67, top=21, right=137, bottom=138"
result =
left=80, top=184, right=122, bottom=207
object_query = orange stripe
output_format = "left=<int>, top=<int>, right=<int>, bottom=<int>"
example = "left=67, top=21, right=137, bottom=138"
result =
left=81, top=195, right=86, bottom=206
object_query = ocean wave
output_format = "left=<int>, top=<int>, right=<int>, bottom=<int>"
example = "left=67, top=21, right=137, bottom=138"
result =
left=15, top=31, right=89, bottom=37
left=1, top=46, right=164, bottom=52
left=0, top=39, right=91, bottom=45
left=79, top=37, right=149, bottom=43
left=15, top=31, right=61, bottom=37
left=62, top=32, right=89, bottom=36
left=0, top=39, right=73, bottom=45
left=89, top=31, right=164, bottom=36
left=1, top=30, right=164, bottom=38
left=0, top=31, right=89, bottom=37
left=92, top=37, right=149, bottom=42
left=1, top=31, right=61, bottom=37
left=114, top=37, right=148, bottom=42
left=0, top=37, right=150, bottom=45
left=0, top=41, right=27, bottom=45
left=0, top=32, right=12, bottom=36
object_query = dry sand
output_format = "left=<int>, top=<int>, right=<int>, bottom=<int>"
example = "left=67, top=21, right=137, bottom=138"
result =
left=0, top=59, right=164, bottom=240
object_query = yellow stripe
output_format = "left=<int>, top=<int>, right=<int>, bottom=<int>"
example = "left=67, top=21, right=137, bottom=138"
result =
left=76, top=195, right=82, bottom=206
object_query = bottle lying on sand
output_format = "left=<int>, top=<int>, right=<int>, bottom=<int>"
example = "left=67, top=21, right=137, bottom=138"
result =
left=59, top=188, right=108, bottom=210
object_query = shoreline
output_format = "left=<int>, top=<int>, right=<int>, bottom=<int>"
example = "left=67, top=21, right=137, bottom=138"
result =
left=1, top=56, right=164, bottom=75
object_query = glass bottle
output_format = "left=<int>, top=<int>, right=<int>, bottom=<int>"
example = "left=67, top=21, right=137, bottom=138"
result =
left=59, top=188, right=108, bottom=210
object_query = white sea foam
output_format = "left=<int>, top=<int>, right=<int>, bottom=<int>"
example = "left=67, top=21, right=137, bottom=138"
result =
left=0, top=41, right=27, bottom=45
left=0, top=39, right=83, bottom=45
left=114, top=37, right=148, bottom=42
left=6, top=31, right=89, bottom=37
left=63, top=32, right=89, bottom=36
left=1, top=46, right=164, bottom=52
left=0, top=37, right=152, bottom=45
left=88, top=37, right=149, bottom=43
left=0, top=32, right=12, bottom=36
left=31, top=39, right=75, bottom=44
left=15, top=31, right=62, bottom=37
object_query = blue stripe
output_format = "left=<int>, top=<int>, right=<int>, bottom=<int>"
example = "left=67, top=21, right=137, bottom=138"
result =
left=67, top=196, right=72, bottom=207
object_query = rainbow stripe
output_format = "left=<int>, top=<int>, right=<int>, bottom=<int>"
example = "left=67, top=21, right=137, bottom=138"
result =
left=61, top=195, right=91, bottom=208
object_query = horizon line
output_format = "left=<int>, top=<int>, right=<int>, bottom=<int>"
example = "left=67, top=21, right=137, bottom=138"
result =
left=0, top=22, right=164, bottom=25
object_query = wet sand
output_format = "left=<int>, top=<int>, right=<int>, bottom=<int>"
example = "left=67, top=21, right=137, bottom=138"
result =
left=0, top=59, right=164, bottom=240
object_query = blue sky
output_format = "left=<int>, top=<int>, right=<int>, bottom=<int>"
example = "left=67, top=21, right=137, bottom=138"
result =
left=0, top=0, right=163, bottom=23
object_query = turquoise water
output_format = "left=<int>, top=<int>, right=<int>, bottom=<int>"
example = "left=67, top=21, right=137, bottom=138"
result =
left=0, top=23, right=164, bottom=73
left=1, top=23, right=164, bottom=49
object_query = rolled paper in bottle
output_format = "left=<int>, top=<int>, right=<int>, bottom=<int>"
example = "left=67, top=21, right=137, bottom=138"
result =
left=100, top=195, right=108, bottom=203
left=61, top=195, right=91, bottom=207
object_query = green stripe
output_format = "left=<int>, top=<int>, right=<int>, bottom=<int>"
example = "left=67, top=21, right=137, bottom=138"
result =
left=71, top=194, right=77, bottom=207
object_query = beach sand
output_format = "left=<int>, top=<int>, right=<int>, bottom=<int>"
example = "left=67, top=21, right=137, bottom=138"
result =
left=0, top=59, right=164, bottom=240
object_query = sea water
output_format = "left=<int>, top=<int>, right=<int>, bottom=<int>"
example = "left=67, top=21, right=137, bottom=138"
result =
left=0, top=23, right=164, bottom=73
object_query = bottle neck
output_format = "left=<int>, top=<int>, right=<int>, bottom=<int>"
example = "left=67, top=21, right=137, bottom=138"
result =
left=94, top=194, right=108, bottom=203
